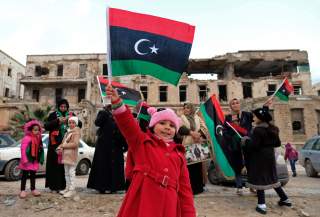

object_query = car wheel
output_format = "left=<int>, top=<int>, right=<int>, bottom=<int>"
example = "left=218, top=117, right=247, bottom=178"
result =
left=76, top=159, right=90, bottom=175
left=305, top=159, right=318, bottom=177
left=207, top=161, right=224, bottom=185
left=4, top=160, right=22, bottom=181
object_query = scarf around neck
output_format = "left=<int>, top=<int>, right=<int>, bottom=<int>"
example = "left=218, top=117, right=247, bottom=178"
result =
left=56, top=110, right=71, bottom=138
left=30, top=133, right=41, bottom=160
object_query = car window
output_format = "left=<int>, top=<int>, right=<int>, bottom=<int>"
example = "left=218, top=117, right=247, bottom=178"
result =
left=79, top=141, right=84, bottom=148
left=312, top=139, right=320, bottom=151
left=303, top=138, right=317, bottom=150
left=0, top=134, right=17, bottom=147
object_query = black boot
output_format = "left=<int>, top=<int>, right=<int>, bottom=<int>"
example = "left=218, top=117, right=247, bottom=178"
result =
left=278, top=199, right=292, bottom=207
left=255, top=206, right=267, bottom=215
left=292, top=172, right=297, bottom=177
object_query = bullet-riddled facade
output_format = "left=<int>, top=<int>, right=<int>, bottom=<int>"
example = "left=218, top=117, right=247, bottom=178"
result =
left=19, top=50, right=319, bottom=146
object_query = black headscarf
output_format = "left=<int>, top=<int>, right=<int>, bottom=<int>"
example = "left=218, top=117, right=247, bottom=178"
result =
left=57, top=98, right=69, bottom=110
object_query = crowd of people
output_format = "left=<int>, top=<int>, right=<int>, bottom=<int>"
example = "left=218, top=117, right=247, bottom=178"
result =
left=17, top=87, right=296, bottom=215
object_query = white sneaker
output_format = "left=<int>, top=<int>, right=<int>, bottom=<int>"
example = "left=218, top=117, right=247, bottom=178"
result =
left=59, top=189, right=68, bottom=195
left=63, top=190, right=75, bottom=198
left=236, top=188, right=244, bottom=196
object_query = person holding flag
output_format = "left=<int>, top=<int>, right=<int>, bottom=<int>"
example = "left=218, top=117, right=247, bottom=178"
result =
left=179, top=102, right=208, bottom=195
left=241, top=106, right=292, bottom=214
left=106, top=84, right=196, bottom=217
left=225, top=98, right=253, bottom=195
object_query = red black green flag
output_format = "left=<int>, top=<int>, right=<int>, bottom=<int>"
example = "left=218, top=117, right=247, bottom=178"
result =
left=108, top=8, right=195, bottom=86
left=137, top=101, right=150, bottom=122
left=98, top=76, right=142, bottom=106
left=200, top=95, right=235, bottom=178
left=274, top=78, right=293, bottom=101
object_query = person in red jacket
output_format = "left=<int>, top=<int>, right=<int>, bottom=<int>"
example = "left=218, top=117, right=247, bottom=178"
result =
left=106, top=85, right=196, bottom=217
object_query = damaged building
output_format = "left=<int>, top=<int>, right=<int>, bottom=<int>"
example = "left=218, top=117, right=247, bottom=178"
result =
left=0, top=50, right=25, bottom=130
left=17, top=50, right=319, bottom=146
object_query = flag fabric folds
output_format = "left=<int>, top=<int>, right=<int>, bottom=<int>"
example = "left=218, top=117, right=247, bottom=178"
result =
left=108, top=8, right=195, bottom=86
left=137, top=101, right=151, bottom=122
left=274, top=78, right=294, bottom=101
left=200, top=95, right=235, bottom=178
left=98, top=76, right=142, bottom=106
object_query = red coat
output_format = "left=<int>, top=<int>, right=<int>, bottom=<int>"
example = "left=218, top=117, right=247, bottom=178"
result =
left=114, top=107, right=196, bottom=217
left=125, top=150, right=134, bottom=181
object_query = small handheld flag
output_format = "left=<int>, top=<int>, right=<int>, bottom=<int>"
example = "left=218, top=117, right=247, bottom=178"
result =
left=97, top=76, right=142, bottom=106
left=107, top=8, right=195, bottom=86
left=274, top=78, right=294, bottom=101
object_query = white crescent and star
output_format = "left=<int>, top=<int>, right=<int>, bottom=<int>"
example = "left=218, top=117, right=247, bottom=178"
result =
left=216, top=125, right=224, bottom=136
left=134, top=39, right=159, bottom=56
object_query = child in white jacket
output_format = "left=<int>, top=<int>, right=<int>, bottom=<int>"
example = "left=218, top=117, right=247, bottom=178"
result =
left=57, top=116, right=81, bottom=198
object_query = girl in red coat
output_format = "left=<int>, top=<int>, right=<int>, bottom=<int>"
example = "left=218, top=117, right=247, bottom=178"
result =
left=106, top=85, right=196, bottom=217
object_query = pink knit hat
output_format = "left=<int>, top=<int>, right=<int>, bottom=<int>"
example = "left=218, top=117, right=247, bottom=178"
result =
left=148, top=107, right=181, bottom=130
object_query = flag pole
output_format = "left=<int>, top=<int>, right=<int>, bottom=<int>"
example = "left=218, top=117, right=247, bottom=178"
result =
left=96, top=75, right=106, bottom=106
left=264, top=77, right=287, bottom=105
left=226, top=122, right=243, bottom=139
left=105, top=6, right=112, bottom=104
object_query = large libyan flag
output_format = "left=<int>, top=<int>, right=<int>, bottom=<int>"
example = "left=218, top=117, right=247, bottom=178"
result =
left=108, top=8, right=195, bottom=86
left=200, top=95, right=235, bottom=179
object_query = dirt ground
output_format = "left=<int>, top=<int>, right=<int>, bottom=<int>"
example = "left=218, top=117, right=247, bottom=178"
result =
left=0, top=165, right=319, bottom=217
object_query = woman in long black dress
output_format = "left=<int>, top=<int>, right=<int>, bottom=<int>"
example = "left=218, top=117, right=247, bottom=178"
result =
left=87, top=105, right=128, bottom=193
left=45, top=99, right=76, bottom=192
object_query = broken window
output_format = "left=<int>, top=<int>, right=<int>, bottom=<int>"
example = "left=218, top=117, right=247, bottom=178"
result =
left=57, top=64, right=63, bottom=76
left=103, top=64, right=108, bottom=75
left=291, top=108, right=305, bottom=134
left=35, top=66, right=49, bottom=76
left=55, top=88, right=63, bottom=104
left=140, top=86, right=148, bottom=101
left=7, top=68, right=12, bottom=77
left=242, top=82, right=252, bottom=98
left=267, top=84, right=277, bottom=96
left=4, top=88, right=9, bottom=97
left=218, top=85, right=227, bottom=102
left=78, top=88, right=86, bottom=102
left=32, top=89, right=39, bottom=102
left=297, top=63, right=310, bottom=72
left=79, top=64, right=87, bottom=78
left=159, top=86, right=167, bottom=102
left=179, top=85, right=187, bottom=102
left=198, top=85, right=207, bottom=102
left=35, top=66, right=42, bottom=76
left=293, top=85, right=302, bottom=95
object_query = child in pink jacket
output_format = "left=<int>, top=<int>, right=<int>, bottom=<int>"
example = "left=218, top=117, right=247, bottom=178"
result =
left=18, top=120, right=44, bottom=198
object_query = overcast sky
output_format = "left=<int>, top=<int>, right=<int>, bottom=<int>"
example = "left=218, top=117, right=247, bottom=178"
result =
left=1, top=0, right=319, bottom=83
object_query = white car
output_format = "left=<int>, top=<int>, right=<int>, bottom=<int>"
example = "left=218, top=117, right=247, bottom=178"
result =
left=0, top=134, right=95, bottom=181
